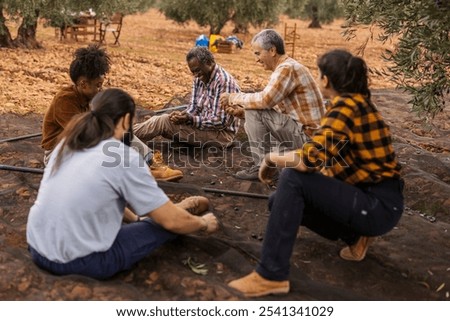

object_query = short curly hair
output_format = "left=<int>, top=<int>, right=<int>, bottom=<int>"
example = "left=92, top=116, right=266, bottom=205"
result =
left=186, top=46, right=215, bottom=65
left=69, top=44, right=111, bottom=83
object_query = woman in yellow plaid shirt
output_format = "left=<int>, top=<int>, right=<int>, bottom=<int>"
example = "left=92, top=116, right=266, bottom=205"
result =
left=228, top=49, right=404, bottom=297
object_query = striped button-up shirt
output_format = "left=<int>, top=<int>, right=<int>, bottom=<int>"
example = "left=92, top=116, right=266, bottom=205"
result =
left=299, top=93, right=401, bottom=185
left=227, top=55, right=324, bottom=136
left=188, top=64, right=240, bottom=133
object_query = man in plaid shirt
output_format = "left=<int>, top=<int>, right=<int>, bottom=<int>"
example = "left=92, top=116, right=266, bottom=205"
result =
left=220, top=29, right=324, bottom=180
left=227, top=49, right=404, bottom=298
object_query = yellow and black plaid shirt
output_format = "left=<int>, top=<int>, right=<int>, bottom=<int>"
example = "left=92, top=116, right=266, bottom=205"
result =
left=299, top=93, right=401, bottom=185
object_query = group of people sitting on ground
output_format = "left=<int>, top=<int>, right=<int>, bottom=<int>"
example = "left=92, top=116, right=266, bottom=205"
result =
left=27, top=29, right=404, bottom=298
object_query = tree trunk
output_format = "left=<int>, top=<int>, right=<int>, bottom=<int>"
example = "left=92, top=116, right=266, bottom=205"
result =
left=210, top=25, right=221, bottom=35
left=308, top=6, right=322, bottom=29
left=232, top=23, right=248, bottom=34
left=13, top=10, right=42, bottom=49
left=0, top=7, right=15, bottom=48
left=210, top=18, right=228, bottom=35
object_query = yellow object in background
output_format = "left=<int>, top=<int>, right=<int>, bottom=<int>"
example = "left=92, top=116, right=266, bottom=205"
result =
left=209, top=34, right=224, bottom=53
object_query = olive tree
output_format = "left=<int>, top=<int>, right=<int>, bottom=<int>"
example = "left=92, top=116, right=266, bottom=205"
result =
left=283, top=0, right=344, bottom=28
left=158, top=0, right=284, bottom=35
left=232, top=0, right=284, bottom=33
left=0, top=0, right=155, bottom=48
left=344, top=0, right=450, bottom=119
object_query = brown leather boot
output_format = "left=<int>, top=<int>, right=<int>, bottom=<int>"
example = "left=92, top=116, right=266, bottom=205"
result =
left=176, top=196, right=209, bottom=215
left=228, top=271, right=289, bottom=297
left=149, top=150, right=184, bottom=181
left=339, top=236, right=375, bottom=261
left=150, top=166, right=183, bottom=182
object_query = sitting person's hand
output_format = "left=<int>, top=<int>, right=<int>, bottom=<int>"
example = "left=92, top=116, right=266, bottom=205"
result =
left=200, top=212, right=220, bottom=234
left=225, top=105, right=245, bottom=118
left=169, top=110, right=190, bottom=124
left=259, top=155, right=278, bottom=185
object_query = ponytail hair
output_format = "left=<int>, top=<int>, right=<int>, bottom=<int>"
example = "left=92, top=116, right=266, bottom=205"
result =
left=317, top=49, right=371, bottom=98
left=53, top=88, right=136, bottom=172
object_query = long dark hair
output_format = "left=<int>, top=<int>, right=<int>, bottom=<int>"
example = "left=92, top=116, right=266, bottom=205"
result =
left=317, top=49, right=371, bottom=98
left=53, top=88, right=135, bottom=171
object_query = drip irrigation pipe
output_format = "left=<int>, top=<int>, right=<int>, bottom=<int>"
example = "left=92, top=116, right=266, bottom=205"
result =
left=0, top=133, right=42, bottom=144
left=0, top=105, right=188, bottom=144
left=0, top=164, right=44, bottom=174
left=0, top=164, right=270, bottom=199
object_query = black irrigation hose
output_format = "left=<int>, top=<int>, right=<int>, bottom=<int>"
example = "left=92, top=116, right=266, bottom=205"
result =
left=0, top=165, right=270, bottom=199
left=0, top=164, right=44, bottom=174
left=158, top=181, right=269, bottom=199
left=0, top=106, right=188, bottom=145
left=202, top=186, right=269, bottom=199
left=0, top=133, right=42, bottom=144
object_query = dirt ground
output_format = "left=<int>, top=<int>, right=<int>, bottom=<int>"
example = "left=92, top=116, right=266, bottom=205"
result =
left=0, top=10, right=449, bottom=301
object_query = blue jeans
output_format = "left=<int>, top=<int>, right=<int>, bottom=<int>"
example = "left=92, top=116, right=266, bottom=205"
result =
left=29, top=219, right=177, bottom=279
left=256, top=169, right=404, bottom=281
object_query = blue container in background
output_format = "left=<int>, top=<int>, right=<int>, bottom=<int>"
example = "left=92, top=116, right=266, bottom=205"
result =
left=195, top=34, right=209, bottom=47
left=226, top=35, right=243, bottom=49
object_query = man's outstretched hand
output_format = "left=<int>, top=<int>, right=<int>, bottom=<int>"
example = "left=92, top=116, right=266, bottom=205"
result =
left=225, top=105, right=245, bottom=118
left=220, top=93, right=245, bottom=118
left=219, top=93, right=230, bottom=108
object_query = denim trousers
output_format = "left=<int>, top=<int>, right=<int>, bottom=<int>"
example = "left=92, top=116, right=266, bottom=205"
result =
left=29, top=219, right=177, bottom=279
left=256, top=169, right=404, bottom=281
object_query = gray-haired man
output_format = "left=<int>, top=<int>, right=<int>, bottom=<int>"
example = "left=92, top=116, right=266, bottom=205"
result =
left=220, top=29, right=324, bottom=180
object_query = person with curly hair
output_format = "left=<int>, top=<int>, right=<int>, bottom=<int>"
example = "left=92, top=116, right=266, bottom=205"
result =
left=41, top=43, right=183, bottom=181
left=42, top=43, right=112, bottom=156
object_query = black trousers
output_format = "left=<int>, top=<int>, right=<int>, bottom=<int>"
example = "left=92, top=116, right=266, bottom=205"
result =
left=256, top=169, right=404, bottom=281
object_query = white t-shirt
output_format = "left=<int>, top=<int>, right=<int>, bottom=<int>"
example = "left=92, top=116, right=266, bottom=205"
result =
left=27, top=138, right=169, bottom=263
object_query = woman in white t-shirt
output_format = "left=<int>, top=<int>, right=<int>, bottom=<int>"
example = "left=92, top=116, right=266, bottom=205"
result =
left=27, top=88, right=219, bottom=279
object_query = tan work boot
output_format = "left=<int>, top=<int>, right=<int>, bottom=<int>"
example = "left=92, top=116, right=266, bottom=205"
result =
left=176, top=196, right=210, bottom=215
left=150, top=166, right=183, bottom=182
left=339, top=236, right=375, bottom=261
left=151, top=150, right=166, bottom=166
left=149, top=150, right=183, bottom=181
left=228, top=271, right=289, bottom=297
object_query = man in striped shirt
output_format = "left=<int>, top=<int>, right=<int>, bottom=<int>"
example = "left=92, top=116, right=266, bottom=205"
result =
left=134, top=46, right=240, bottom=149
left=220, top=29, right=325, bottom=180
